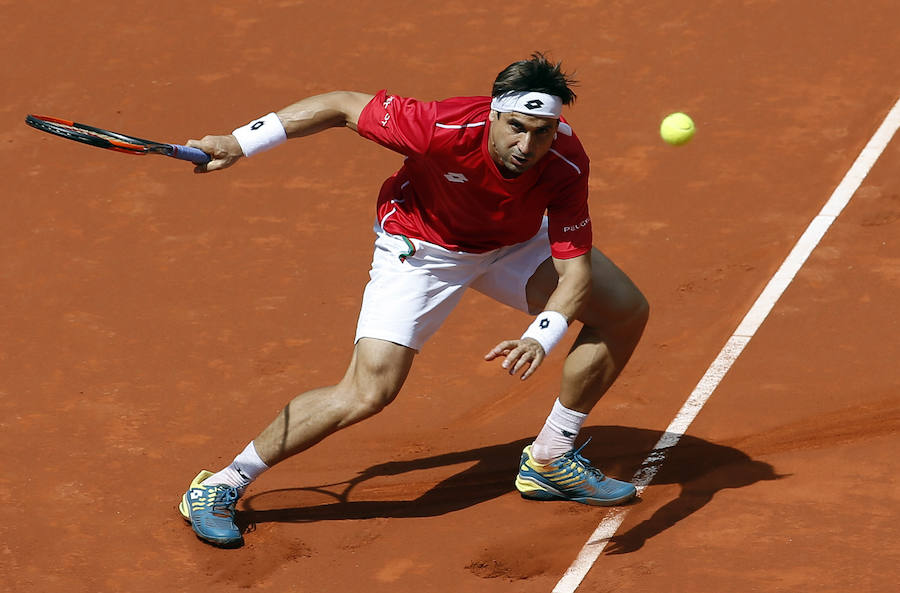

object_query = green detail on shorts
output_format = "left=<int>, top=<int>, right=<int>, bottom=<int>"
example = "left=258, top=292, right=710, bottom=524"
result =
left=398, top=235, right=416, bottom=262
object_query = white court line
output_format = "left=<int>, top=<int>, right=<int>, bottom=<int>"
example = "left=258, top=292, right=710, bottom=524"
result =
left=553, top=95, right=900, bottom=593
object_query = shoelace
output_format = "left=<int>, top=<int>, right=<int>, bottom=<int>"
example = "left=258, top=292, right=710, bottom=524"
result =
left=209, top=486, right=239, bottom=519
left=566, top=438, right=606, bottom=480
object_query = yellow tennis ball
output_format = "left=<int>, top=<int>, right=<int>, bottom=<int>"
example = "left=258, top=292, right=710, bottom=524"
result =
left=660, top=112, right=695, bottom=146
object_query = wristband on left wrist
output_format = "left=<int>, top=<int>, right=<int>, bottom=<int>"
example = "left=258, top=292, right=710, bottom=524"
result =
left=521, top=310, right=569, bottom=354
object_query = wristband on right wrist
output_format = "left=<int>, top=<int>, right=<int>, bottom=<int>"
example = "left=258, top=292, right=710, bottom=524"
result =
left=231, top=112, right=286, bottom=157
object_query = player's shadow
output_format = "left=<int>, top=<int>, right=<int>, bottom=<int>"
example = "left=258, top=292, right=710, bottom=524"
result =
left=239, top=425, right=785, bottom=553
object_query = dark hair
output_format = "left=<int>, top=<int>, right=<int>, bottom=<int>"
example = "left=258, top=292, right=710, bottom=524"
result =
left=492, top=52, right=577, bottom=105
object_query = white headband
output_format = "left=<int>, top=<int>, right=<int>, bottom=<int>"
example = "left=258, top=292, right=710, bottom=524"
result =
left=490, top=91, right=563, bottom=118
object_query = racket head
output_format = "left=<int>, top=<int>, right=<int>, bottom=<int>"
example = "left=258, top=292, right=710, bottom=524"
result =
left=25, top=114, right=156, bottom=155
left=25, top=115, right=210, bottom=164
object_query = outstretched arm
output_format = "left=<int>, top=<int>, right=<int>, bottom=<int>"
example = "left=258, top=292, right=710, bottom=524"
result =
left=485, top=252, right=592, bottom=379
left=187, top=91, right=374, bottom=172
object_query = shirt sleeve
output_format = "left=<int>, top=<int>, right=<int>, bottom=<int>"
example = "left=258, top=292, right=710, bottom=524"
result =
left=546, top=164, right=593, bottom=259
left=356, top=90, right=436, bottom=157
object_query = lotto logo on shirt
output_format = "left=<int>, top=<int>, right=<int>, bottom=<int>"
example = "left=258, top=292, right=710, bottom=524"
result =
left=563, top=218, right=590, bottom=232
left=444, top=172, right=468, bottom=183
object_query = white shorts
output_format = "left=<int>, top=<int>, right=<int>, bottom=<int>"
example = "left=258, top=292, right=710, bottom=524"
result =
left=355, top=218, right=552, bottom=351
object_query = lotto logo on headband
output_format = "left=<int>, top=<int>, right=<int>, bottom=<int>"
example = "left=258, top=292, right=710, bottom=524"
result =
left=490, top=91, right=563, bottom=118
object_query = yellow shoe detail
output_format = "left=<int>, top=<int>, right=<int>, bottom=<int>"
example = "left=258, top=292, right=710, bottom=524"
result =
left=178, top=470, right=215, bottom=520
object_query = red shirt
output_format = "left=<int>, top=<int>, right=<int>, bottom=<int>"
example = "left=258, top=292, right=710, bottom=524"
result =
left=356, top=90, right=592, bottom=259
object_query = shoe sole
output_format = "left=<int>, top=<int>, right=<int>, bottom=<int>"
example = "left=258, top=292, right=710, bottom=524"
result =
left=515, top=475, right=637, bottom=506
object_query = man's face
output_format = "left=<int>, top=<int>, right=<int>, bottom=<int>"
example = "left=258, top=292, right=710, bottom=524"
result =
left=487, top=110, right=559, bottom=178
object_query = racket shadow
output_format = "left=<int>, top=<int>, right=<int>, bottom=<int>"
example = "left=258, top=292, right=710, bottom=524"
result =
left=239, top=438, right=531, bottom=527
left=237, top=425, right=784, bottom=551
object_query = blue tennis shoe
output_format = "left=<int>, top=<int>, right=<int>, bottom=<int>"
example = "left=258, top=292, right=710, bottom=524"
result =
left=179, top=470, right=243, bottom=547
left=515, top=441, right=636, bottom=506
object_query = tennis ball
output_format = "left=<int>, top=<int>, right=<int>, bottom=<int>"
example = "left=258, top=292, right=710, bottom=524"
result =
left=660, top=112, right=695, bottom=146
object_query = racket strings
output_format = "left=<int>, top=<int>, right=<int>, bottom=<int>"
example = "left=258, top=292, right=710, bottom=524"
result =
left=56, top=123, right=124, bottom=144
left=34, top=119, right=149, bottom=153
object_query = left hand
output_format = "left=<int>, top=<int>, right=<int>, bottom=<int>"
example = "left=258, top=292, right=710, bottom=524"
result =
left=484, top=338, right=546, bottom=380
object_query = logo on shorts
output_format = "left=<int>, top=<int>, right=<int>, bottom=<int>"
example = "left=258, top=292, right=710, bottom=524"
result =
left=524, top=99, right=544, bottom=110
left=444, top=172, right=468, bottom=183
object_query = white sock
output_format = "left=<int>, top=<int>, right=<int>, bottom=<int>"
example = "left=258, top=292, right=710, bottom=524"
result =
left=205, top=441, right=270, bottom=494
left=531, top=398, right=587, bottom=464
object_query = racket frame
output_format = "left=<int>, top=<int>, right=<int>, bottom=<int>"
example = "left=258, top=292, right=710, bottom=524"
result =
left=25, top=114, right=210, bottom=164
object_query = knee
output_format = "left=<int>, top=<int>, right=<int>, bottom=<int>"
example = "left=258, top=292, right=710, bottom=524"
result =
left=581, top=282, right=649, bottom=336
left=629, top=288, right=650, bottom=331
left=332, top=338, right=414, bottom=426
left=335, top=366, right=406, bottom=425
left=610, top=286, right=649, bottom=342
left=344, top=383, right=399, bottom=421
left=619, top=285, right=650, bottom=344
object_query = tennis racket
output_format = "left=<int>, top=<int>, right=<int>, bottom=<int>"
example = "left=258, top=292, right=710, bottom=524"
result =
left=25, top=114, right=211, bottom=164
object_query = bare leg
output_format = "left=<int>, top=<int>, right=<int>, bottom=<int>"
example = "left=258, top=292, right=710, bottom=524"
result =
left=253, top=337, right=416, bottom=466
left=526, top=247, right=649, bottom=413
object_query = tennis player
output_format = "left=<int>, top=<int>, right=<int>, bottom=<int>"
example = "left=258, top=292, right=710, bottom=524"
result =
left=179, top=53, right=649, bottom=547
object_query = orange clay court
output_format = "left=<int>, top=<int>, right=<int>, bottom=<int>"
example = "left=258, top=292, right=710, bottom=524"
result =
left=2, top=2, right=899, bottom=592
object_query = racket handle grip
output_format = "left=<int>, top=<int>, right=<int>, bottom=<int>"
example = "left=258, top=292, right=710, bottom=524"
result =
left=169, top=144, right=211, bottom=164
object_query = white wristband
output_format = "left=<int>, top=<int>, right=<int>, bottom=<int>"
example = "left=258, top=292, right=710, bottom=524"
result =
left=521, top=311, right=569, bottom=354
left=231, top=112, right=286, bottom=157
